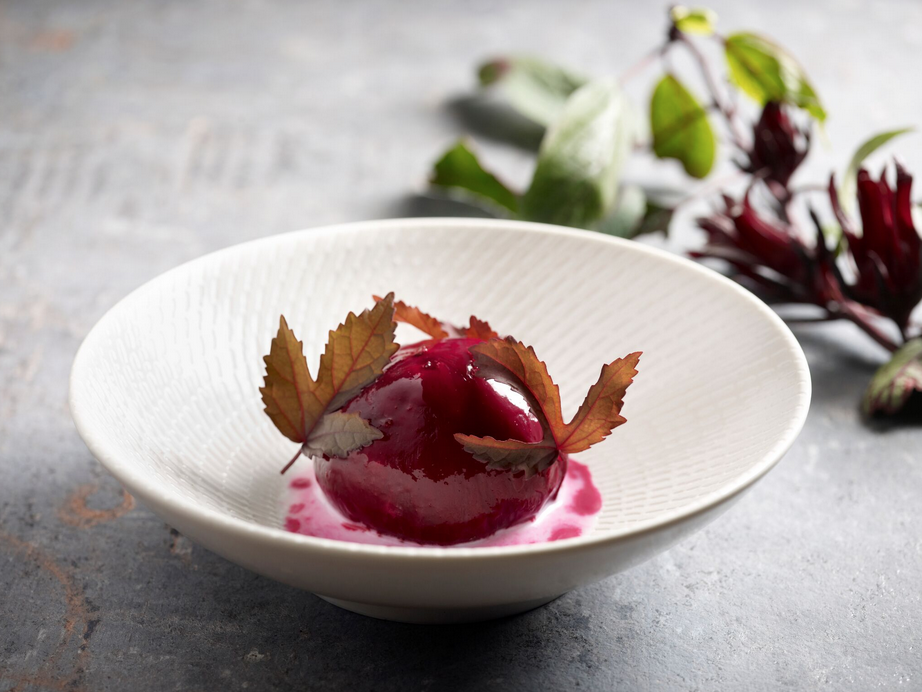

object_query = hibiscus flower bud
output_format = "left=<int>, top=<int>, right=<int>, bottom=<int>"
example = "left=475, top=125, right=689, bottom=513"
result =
left=830, top=164, right=922, bottom=332
left=745, top=102, right=809, bottom=190
left=695, top=195, right=835, bottom=305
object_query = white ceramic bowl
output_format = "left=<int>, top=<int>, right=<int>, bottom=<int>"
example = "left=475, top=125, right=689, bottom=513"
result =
left=70, top=218, right=810, bottom=623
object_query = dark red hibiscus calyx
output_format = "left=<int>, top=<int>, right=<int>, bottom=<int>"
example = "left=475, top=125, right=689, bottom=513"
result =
left=745, top=102, right=808, bottom=193
left=830, top=165, right=922, bottom=335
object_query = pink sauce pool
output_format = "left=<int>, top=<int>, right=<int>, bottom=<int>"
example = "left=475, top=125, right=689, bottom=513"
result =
left=281, top=459, right=602, bottom=548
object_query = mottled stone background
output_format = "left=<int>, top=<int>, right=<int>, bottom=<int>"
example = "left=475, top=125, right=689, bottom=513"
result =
left=1, top=1, right=921, bottom=690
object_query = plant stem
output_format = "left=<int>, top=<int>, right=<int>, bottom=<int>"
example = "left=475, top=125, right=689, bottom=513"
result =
left=790, top=184, right=829, bottom=196
left=676, top=33, right=748, bottom=151
left=784, top=314, right=844, bottom=324
left=619, top=42, right=668, bottom=84
left=674, top=170, right=747, bottom=211
left=836, top=301, right=901, bottom=353
left=280, top=447, right=303, bottom=475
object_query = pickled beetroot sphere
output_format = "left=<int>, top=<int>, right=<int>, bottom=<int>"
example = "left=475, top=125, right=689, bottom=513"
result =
left=314, top=337, right=567, bottom=545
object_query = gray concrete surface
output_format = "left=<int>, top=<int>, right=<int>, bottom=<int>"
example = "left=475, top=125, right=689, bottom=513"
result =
left=1, top=0, right=921, bottom=689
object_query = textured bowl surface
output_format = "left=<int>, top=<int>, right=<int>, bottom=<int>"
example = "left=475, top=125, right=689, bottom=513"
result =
left=70, top=218, right=811, bottom=622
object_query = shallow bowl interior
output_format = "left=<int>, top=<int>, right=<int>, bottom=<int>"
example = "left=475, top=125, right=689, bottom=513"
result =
left=72, top=219, right=809, bottom=543
left=70, top=219, right=810, bottom=620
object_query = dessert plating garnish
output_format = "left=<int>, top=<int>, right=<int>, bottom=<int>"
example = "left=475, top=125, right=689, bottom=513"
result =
left=261, top=294, right=640, bottom=476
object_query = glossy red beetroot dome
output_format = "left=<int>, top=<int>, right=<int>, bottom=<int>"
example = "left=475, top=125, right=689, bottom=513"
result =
left=314, top=337, right=567, bottom=545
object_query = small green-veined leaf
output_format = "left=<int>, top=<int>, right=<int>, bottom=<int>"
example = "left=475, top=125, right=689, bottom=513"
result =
left=650, top=74, right=716, bottom=179
left=478, top=56, right=587, bottom=127
left=725, top=32, right=826, bottom=122
left=521, top=79, right=632, bottom=227
left=430, top=140, right=519, bottom=214
left=453, top=434, right=559, bottom=477
left=599, top=186, right=675, bottom=239
left=670, top=6, right=717, bottom=35
left=863, top=339, right=922, bottom=416
left=304, top=411, right=383, bottom=458
left=840, top=128, right=914, bottom=215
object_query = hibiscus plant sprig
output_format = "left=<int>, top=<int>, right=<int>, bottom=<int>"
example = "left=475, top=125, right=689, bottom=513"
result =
left=424, top=5, right=922, bottom=419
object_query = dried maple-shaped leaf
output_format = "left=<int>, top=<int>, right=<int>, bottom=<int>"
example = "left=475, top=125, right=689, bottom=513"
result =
left=465, top=337, right=567, bottom=433
left=317, top=294, right=401, bottom=412
left=557, top=353, right=641, bottom=453
left=373, top=295, right=499, bottom=341
left=260, top=316, right=319, bottom=444
left=260, top=293, right=398, bottom=473
left=465, top=316, right=499, bottom=340
left=455, top=336, right=640, bottom=473
left=374, top=295, right=448, bottom=339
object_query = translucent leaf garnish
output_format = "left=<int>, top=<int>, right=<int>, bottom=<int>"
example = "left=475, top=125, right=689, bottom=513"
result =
left=452, top=435, right=559, bottom=478
left=303, top=411, right=384, bottom=458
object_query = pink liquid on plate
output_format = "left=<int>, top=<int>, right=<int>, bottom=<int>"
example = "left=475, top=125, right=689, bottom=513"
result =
left=282, top=458, right=602, bottom=548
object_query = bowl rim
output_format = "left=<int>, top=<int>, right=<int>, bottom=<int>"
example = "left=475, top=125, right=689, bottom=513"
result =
left=69, top=217, right=811, bottom=562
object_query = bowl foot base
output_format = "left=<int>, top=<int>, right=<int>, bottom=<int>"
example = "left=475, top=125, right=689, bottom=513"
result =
left=316, top=594, right=563, bottom=623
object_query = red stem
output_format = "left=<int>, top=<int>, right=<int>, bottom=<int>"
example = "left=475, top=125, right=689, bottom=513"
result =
left=784, top=314, right=844, bottom=324
left=836, top=301, right=901, bottom=353
left=619, top=42, right=668, bottom=84
left=674, top=169, right=747, bottom=211
left=280, top=447, right=304, bottom=475
left=676, top=33, right=749, bottom=151
left=789, top=184, right=830, bottom=196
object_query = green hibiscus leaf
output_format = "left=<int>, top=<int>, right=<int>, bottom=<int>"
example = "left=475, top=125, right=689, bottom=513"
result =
left=635, top=201, right=675, bottom=236
left=599, top=185, right=646, bottom=238
left=521, top=79, right=632, bottom=227
left=650, top=74, right=716, bottom=179
left=430, top=140, right=520, bottom=214
left=863, top=339, right=922, bottom=417
left=724, top=32, right=826, bottom=122
left=599, top=185, right=675, bottom=239
left=478, top=56, right=587, bottom=127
